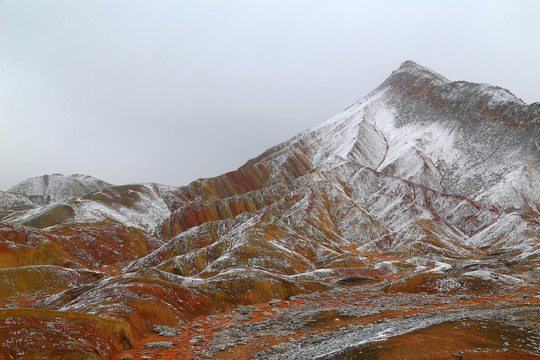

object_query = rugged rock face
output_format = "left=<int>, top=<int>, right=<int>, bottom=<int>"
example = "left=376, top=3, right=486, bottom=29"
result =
left=0, top=61, right=539, bottom=359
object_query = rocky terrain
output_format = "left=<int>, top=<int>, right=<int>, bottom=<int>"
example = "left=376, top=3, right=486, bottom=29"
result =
left=0, top=61, right=538, bottom=359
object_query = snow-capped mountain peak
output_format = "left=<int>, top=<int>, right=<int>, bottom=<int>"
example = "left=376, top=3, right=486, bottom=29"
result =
left=8, top=174, right=113, bottom=204
left=386, top=60, right=450, bottom=85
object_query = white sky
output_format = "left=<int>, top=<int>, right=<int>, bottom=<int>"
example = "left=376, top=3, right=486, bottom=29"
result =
left=1, top=0, right=539, bottom=190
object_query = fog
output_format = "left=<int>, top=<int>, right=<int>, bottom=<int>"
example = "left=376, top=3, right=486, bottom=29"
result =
left=1, top=0, right=538, bottom=189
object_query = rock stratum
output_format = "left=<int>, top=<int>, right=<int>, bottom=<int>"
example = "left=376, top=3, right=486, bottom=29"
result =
left=1, top=61, right=539, bottom=360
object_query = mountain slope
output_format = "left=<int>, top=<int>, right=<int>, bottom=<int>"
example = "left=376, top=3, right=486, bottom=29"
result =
left=8, top=173, right=113, bottom=204
left=0, top=61, right=539, bottom=360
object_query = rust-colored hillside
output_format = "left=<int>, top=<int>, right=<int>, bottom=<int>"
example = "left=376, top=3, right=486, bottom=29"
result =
left=1, top=61, right=539, bottom=359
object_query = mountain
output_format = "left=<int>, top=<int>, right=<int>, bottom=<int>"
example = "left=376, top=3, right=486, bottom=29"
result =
left=8, top=173, right=113, bottom=204
left=0, top=61, right=538, bottom=360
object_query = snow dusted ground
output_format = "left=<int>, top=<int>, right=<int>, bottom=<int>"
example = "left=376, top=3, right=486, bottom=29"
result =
left=72, top=185, right=171, bottom=233
left=0, top=191, right=35, bottom=213
left=305, top=62, right=539, bottom=212
left=8, top=174, right=113, bottom=203
left=263, top=60, right=539, bottom=258
left=3, top=184, right=172, bottom=234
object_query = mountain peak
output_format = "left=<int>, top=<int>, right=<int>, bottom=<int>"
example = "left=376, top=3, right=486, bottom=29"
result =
left=388, top=60, right=449, bottom=84
left=398, top=59, right=424, bottom=70
left=8, top=174, right=113, bottom=203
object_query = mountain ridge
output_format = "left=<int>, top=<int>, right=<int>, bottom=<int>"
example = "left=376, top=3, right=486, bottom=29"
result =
left=0, top=61, right=539, bottom=360
left=8, top=173, right=113, bottom=204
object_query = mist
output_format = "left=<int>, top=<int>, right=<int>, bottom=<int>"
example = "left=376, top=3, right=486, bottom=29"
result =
left=1, top=0, right=538, bottom=189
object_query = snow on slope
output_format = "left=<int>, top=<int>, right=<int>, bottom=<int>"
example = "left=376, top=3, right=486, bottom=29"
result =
left=73, top=184, right=171, bottom=233
left=7, top=184, right=172, bottom=233
left=8, top=174, right=113, bottom=203
left=231, top=60, right=538, bottom=259
left=476, top=164, right=540, bottom=213
left=3, top=61, right=538, bottom=259
left=299, top=61, right=539, bottom=215
left=0, top=191, right=35, bottom=212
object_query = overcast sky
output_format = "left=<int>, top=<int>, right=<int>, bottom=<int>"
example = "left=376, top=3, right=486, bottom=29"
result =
left=1, top=1, right=539, bottom=190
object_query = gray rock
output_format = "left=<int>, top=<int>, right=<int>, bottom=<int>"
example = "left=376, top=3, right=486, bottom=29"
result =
left=236, top=305, right=254, bottom=315
left=190, top=335, right=206, bottom=343
left=143, top=341, right=174, bottom=349
left=271, top=342, right=297, bottom=353
left=268, top=299, right=282, bottom=306
left=211, top=343, right=231, bottom=351
left=234, top=314, right=255, bottom=322
left=234, top=305, right=255, bottom=321
left=152, top=325, right=178, bottom=337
